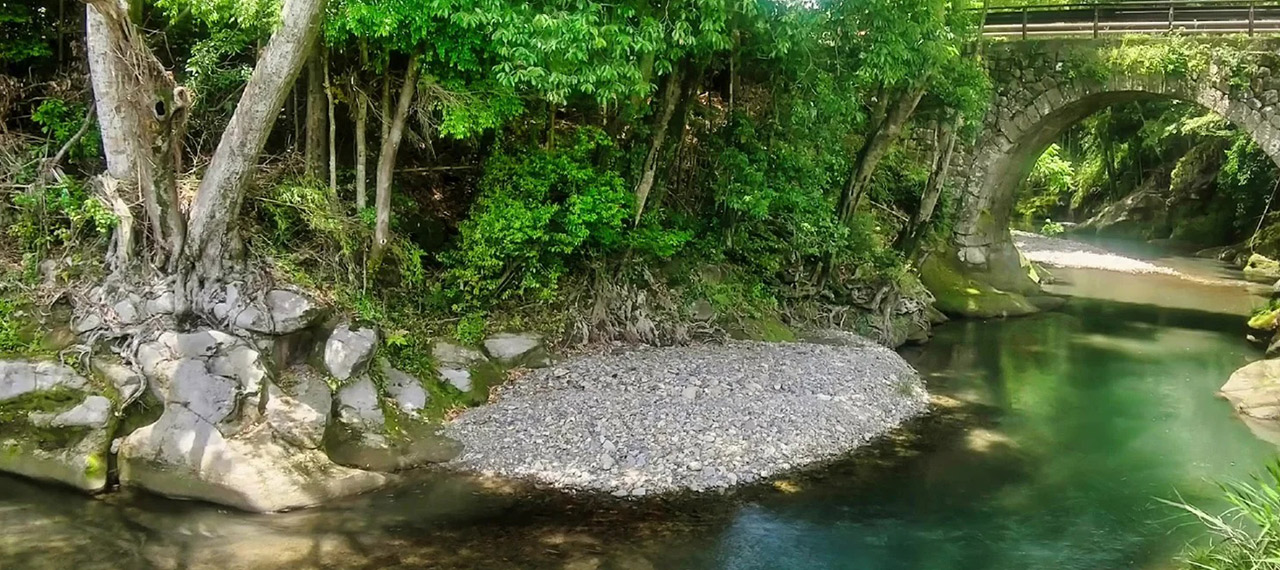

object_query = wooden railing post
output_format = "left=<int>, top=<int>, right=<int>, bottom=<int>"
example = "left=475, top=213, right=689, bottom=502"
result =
left=1093, top=6, right=1100, bottom=38
left=1022, top=7, right=1028, bottom=40
left=1168, top=5, right=1175, bottom=32
left=1250, top=1, right=1257, bottom=36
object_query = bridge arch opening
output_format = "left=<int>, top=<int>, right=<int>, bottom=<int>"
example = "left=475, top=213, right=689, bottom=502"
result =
left=951, top=72, right=1280, bottom=294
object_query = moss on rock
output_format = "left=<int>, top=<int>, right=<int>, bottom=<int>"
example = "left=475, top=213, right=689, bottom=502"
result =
left=919, top=252, right=1039, bottom=319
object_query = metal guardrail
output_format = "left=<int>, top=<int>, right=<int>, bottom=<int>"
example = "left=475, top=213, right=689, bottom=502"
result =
left=983, top=1, right=1280, bottom=38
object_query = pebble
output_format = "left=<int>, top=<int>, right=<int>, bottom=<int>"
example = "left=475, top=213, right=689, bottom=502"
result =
left=444, top=340, right=928, bottom=496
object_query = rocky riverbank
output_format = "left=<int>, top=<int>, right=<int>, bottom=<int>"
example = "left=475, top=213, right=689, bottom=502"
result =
left=444, top=338, right=929, bottom=496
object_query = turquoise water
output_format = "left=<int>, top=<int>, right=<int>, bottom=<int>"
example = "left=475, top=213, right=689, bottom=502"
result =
left=0, top=266, right=1276, bottom=569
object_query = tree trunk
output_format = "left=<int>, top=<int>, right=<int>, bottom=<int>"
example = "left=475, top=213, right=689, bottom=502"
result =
left=370, top=52, right=422, bottom=265
left=901, top=116, right=959, bottom=258
left=836, top=82, right=928, bottom=222
left=83, top=0, right=186, bottom=269
left=323, top=45, right=337, bottom=194
left=633, top=66, right=682, bottom=224
left=354, top=40, right=369, bottom=210
left=354, top=87, right=369, bottom=210
left=183, top=0, right=326, bottom=292
left=380, top=64, right=391, bottom=143
left=305, top=49, right=326, bottom=180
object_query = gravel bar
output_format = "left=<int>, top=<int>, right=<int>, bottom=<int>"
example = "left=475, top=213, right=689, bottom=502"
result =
left=443, top=340, right=929, bottom=497
left=1012, top=230, right=1182, bottom=276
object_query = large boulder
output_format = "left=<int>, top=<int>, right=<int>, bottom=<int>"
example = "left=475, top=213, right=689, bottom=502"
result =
left=1221, top=359, right=1280, bottom=421
left=119, top=330, right=385, bottom=512
left=382, top=360, right=429, bottom=417
left=0, top=360, right=117, bottom=492
left=324, top=323, right=378, bottom=381
left=1245, top=254, right=1280, bottom=285
left=482, top=333, right=551, bottom=368
left=919, top=252, right=1039, bottom=319
left=1076, top=184, right=1169, bottom=240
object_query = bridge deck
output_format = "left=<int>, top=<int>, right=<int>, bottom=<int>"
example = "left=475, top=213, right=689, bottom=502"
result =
left=984, top=1, right=1280, bottom=38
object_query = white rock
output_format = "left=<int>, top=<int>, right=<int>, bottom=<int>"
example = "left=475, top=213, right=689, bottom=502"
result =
left=439, top=368, right=473, bottom=392
left=482, top=333, right=550, bottom=367
left=384, top=362, right=429, bottom=415
left=324, top=324, right=379, bottom=381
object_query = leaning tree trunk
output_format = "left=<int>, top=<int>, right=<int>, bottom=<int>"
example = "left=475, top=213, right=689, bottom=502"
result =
left=632, top=66, right=683, bottom=224
left=370, top=52, right=422, bottom=265
left=83, top=0, right=188, bottom=270
left=183, top=0, right=326, bottom=303
left=836, top=82, right=928, bottom=223
left=901, top=115, right=960, bottom=258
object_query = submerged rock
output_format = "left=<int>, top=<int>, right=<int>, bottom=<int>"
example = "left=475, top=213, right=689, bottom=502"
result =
left=0, top=360, right=115, bottom=492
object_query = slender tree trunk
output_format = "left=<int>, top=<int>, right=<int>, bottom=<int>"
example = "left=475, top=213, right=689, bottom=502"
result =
left=370, top=52, right=422, bottom=265
left=837, top=82, right=928, bottom=222
left=183, top=0, right=326, bottom=294
left=380, top=63, right=391, bottom=143
left=354, top=87, right=369, bottom=210
left=633, top=66, right=683, bottom=224
left=323, top=45, right=337, bottom=194
left=354, top=40, right=369, bottom=210
left=305, top=50, right=326, bottom=180
left=902, top=116, right=960, bottom=258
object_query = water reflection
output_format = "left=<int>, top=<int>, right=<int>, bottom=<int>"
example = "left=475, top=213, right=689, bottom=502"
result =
left=2, top=267, right=1277, bottom=569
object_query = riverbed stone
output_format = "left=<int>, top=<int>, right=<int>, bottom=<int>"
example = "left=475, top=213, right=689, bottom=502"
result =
left=232, top=290, right=325, bottom=335
left=445, top=340, right=928, bottom=495
left=1222, top=359, right=1280, bottom=420
left=383, top=361, right=429, bottom=416
left=91, top=358, right=145, bottom=408
left=324, top=323, right=378, bottom=381
left=482, top=333, right=550, bottom=368
left=119, top=329, right=385, bottom=512
left=265, top=367, right=332, bottom=449
left=1245, top=254, right=1280, bottom=284
left=0, top=360, right=114, bottom=492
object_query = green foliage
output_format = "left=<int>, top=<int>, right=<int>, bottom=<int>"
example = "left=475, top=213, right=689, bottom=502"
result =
left=1040, top=219, right=1064, bottom=236
left=1168, top=461, right=1280, bottom=570
left=442, top=128, right=630, bottom=309
left=31, top=99, right=99, bottom=162
left=1015, top=143, right=1076, bottom=226
left=0, top=2, right=54, bottom=66
left=7, top=179, right=117, bottom=259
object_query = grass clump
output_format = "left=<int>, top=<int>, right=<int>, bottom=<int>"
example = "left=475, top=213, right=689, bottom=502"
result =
left=1167, top=461, right=1280, bottom=569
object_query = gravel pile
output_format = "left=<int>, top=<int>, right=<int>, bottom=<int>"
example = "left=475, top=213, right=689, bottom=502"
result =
left=1013, top=230, right=1182, bottom=276
left=443, top=340, right=928, bottom=497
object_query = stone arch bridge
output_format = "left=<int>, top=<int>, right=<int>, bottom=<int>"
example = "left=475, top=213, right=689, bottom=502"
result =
left=946, top=38, right=1280, bottom=297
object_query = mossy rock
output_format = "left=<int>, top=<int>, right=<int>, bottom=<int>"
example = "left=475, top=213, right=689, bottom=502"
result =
left=1250, top=307, right=1280, bottom=332
left=1244, top=254, right=1280, bottom=285
left=919, top=253, right=1039, bottom=319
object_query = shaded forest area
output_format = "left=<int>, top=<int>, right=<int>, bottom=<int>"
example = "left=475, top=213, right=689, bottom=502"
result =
left=0, top=0, right=989, bottom=368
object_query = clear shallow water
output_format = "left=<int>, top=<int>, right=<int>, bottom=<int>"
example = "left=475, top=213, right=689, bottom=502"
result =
left=1, top=264, right=1277, bottom=569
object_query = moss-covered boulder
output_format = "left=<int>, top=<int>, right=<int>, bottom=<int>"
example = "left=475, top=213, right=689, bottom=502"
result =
left=919, top=252, right=1039, bottom=319
left=1244, top=254, right=1280, bottom=284
left=0, top=360, right=117, bottom=492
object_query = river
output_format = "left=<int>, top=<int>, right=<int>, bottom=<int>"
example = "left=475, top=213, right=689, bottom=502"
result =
left=1, top=259, right=1276, bottom=569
